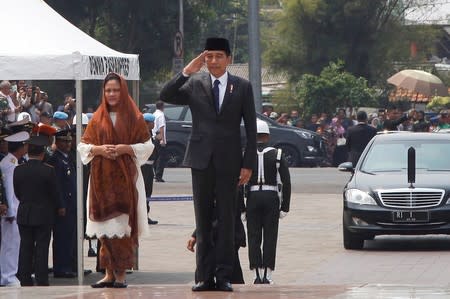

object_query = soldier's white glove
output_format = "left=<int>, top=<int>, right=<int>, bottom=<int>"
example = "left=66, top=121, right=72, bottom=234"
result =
left=279, top=211, right=288, bottom=219
left=241, top=212, right=246, bottom=222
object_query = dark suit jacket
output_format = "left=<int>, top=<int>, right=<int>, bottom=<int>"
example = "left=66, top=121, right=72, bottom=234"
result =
left=346, top=123, right=377, bottom=166
left=47, top=150, right=77, bottom=212
left=160, top=72, right=257, bottom=171
left=13, top=159, right=61, bottom=226
left=383, top=114, right=408, bottom=131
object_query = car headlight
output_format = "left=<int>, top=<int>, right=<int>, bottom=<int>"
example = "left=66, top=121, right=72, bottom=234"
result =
left=295, top=130, right=313, bottom=139
left=345, top=189, right=377, bottom=205
left=307, top=145, right=317, bottom=152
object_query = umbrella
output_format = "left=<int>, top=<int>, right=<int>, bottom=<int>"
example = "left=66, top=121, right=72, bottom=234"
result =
left=387, top=69, right=448, bottom=98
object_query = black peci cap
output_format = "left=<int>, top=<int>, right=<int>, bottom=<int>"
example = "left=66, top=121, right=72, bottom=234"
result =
left=204, top=37, right=231, bottom=55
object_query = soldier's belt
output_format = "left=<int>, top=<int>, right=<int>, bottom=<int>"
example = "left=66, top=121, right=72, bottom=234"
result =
left=249, top=185, right=278, bottom=192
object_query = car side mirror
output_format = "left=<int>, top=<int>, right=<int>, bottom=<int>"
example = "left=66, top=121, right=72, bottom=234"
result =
left=338, top=162, right=354, bottom=173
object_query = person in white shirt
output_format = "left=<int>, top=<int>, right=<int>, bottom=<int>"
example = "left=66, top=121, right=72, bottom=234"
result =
left=152, top=101, right=167, bottom=182
left=0, top=130, right=29, bottom=286
left=0, top=81, right=19, bottom=123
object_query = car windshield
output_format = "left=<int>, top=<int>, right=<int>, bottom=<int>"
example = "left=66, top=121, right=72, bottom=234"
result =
left=361, top=140, right=450, bottom=172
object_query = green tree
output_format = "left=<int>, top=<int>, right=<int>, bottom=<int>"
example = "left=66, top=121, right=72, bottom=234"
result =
left=265, top=0, right=440, bottom=85
left=295, top=61, right=377, bottom=117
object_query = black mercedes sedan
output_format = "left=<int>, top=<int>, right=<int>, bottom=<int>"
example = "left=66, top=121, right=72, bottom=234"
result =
left=339, top=132, right=450, bottom=250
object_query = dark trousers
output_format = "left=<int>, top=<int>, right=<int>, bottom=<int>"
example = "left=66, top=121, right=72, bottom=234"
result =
left=246, top=191, right=280, bottom=270
left=141, top=163, right=155, bottom=214
left=195, top=246, right=244, bottom=284
left=154, top=143, right=167, bottom=180
left=18, top=224, right=51, bottom=285
left=53, top=211, right=76, bottom=273
left=191, top=161, right=238, bottom=283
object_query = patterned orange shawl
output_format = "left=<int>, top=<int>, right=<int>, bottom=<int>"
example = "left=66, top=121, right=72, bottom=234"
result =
left=82, top=73, right=149, bottom=244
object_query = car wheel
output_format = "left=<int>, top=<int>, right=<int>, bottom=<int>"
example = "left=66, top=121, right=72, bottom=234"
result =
left=278, top=144, right=300, bottom=167
left=165, top=145, right=185, bottom=168
left=343, top=222, right=365, bottom=250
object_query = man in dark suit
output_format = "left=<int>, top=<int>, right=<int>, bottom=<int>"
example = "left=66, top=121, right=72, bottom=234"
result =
left=346, top=111, right=377, bottom=166
left=14, top=133, right=63, bottom=286
left=48, top=129, right=77, bottom=278
left=382, top=105, right=414, bottom=131
left=160, top=37, right=257, bottom=292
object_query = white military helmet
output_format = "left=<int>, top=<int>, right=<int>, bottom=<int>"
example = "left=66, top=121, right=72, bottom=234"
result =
left=256, top=119, right=270, bottom=134
left=17, top=112, right=31, bottom=122
left=72, top=113, right=89, bottom=125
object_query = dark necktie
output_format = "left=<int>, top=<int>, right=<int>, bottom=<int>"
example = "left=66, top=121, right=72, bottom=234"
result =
left=213, top=79, right=220, bottom=113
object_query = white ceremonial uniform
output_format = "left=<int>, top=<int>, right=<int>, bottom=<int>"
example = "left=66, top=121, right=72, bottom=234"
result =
left=77, top=112, right=154, bottom=239
left=0, top=153, right=21, bottom=286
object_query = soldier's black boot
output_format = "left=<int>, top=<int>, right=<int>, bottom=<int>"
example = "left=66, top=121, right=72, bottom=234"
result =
left=262, top=268, right=273, bottom=284
left=253, top=268, right=263, bottom=284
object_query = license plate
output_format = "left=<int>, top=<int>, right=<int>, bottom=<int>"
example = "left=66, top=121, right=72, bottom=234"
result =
left=392, top=211, right=429, bottom=222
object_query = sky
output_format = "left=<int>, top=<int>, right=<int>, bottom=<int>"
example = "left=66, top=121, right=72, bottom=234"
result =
left=405, top=1, right=450, bottom=25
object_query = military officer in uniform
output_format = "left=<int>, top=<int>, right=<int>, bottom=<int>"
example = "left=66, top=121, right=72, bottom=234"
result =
left=243, top=120, right=291, bottom=284
left=14, top=131, right=63, bottom=286
left=48, top=128, right=77, bottom=278
left=142, top=113, right=158, bottom=225
left=0, top=130, right=29, bottom=286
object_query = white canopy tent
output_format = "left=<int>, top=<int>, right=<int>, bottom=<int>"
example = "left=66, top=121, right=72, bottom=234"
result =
left=0, top=0, right=140, bottom=80
left=1, top=0, right=141, bottom=285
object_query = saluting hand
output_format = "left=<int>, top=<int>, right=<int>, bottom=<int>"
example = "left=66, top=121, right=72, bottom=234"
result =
left=183, top=51, right=207, bottom=76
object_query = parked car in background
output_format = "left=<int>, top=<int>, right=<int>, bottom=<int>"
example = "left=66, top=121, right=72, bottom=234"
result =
left=339, top=132, right=450, bottom=250
left=143, top=104, right=326, bottom=167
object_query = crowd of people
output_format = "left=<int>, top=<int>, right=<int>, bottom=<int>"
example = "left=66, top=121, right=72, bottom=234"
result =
left=0, top=77, right=165, bottom=288
left=263, top=104, right=450, bottom=166
left=0, top=80, right=80, bottom=127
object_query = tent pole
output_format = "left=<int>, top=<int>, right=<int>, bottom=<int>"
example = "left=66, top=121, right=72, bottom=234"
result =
left=132, top=80, right=140, bottom=271
left=75, top=80, right=84, bottom=285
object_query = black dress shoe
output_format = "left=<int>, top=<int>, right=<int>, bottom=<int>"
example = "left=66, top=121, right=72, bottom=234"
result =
left=83, top=269, right=93, bottom=276
left=87, top=248, right=97, bottom=257
left=253, top=277, right=263, bottom=284
left=216, top=281, right=233, bottom=292
left=20, top=280, right=34, bottom=287
left=148, top=218, right=158, bottom=225
left=192, top=280, right=215, bottom=292
left=91, top=281, right=115, bottom=288
left=113, top=281, right=128, bottom=288
left=155, top=178, right=165, bottom=182
left=54, top=272, right=76, bottom=278
left=36, top=281, right=50, bottom=286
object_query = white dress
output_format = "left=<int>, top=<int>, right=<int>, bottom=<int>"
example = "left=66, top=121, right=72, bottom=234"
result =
left=77, top=112, right=154, bottom=238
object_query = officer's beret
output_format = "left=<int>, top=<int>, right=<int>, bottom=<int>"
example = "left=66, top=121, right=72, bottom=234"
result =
left=53, top=111, right=68, bottom=120
left=143, top=113, right=155, bottom=122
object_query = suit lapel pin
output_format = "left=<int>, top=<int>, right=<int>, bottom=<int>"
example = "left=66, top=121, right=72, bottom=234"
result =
left=230, top=84, right=234, bottom=94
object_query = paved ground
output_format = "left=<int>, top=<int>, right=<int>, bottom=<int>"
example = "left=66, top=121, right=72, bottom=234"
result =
left=3, top=168, right=450, bottom=298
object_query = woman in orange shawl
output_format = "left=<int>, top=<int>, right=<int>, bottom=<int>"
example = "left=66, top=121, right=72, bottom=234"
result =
left=78, top=73, right=153, bottom=288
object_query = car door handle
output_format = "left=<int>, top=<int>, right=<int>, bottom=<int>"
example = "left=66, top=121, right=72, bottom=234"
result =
left=182, top=125, right=192, bottom=128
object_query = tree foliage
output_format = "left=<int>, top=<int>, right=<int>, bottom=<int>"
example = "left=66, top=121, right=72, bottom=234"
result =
left=265, top=0, right=441, bottom=85
left=44, top=0, right=249, bottom=79
left=295, top=61, right=377, bottom=117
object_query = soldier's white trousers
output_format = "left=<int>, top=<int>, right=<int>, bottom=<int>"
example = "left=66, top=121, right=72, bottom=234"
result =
left=0, top=218, right=20, bottom=286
